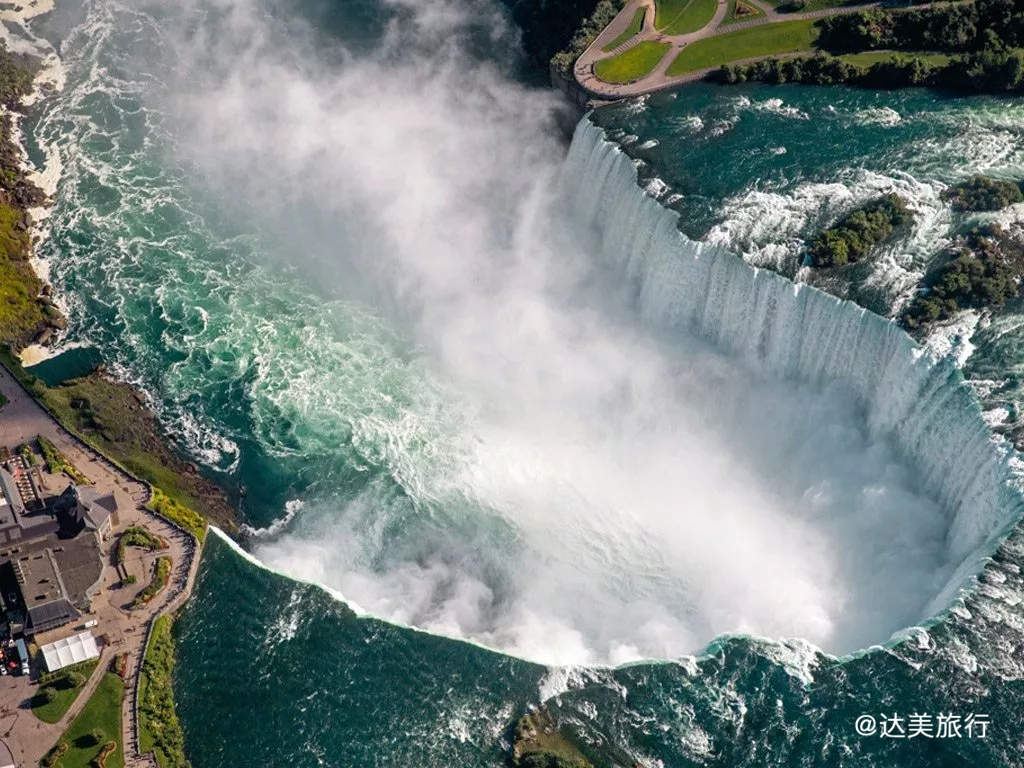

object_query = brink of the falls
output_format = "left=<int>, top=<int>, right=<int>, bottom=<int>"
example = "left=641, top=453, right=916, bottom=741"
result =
left=562, top=117, right=1024, bottom=633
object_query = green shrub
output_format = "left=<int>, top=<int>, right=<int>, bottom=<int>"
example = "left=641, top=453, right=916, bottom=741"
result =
left=116, top=526, right=165, bottom=565
left=36, top=433, right=91, bottom=484
left=40, top=741, right=67, bottom=768
left=139, top=616, right=191, bottom=768
left=148, top=488, right=206, bottom=542
left=37, top=686, right=58, bottom=705
left=131, top=556, right=172, bottom=608
left=17, top=442, right=36, bottom=465
left=90, top=740, right=117, bottom=768
left=551, top=0, right=629, bottom=76
left=38, top=660, right=97, bottom=688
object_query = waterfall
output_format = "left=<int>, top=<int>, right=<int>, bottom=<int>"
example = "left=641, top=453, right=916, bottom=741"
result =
left=560, top=118, right=1024, bottom=590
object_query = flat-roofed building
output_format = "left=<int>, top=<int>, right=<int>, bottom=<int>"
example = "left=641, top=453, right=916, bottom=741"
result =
left=0, top=529, right=104, bottom=636
left=14, top=548, right=81, bottom=635
left=0, top=448, right=114, bottom=638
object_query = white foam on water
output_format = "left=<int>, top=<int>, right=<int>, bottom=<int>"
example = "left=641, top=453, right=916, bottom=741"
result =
left=854, top=107, right=902, bottom=127
left=707, top=168, right=948, bottom=298
left=253, top=119, right=1023, bottom=667
left=242, top=499, right=305, bottom=539
left=923, top=312, right=981, bottom=369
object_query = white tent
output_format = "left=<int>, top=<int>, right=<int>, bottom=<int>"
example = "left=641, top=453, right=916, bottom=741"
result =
left=40, top=630, right=100, bottom=672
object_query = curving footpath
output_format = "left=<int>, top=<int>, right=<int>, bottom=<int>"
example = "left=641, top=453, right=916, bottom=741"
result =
left=574, top=0, right=892, bottom=99
left=0, top=364, right=202, bottom=768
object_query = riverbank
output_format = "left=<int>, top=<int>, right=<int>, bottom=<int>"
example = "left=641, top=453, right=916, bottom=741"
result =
left=0, top=40, right=62, bottom=350
left=0, top=363, right=201, bottom=768
left=0, top=349, right=238, bottom=535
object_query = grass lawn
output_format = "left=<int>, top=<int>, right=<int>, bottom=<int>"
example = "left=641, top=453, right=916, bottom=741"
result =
left=655, top=0, right=692, bottom=27
left=660, top=0, right=719, bottom=35
left=32, top=661, right=100, bottom=724
left=48, top=672, right=125, bottom=768
left=666, top=18, right=820, bottom=74
left=602, top=7, right=647, bottom=52
left=840, top=50, right=953, bottom=68
left=595, top=41, right=672, bottom=83
left=722, top=0, right=765, bottom=25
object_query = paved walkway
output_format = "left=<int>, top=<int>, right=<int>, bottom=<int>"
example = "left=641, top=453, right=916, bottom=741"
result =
left=0, top=365, right=202, bottom=768
left=574, top=0, right=909, bottom=98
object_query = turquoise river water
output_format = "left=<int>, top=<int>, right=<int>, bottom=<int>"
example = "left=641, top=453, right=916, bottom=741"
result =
left=4, top=0, right=1024, bottom=764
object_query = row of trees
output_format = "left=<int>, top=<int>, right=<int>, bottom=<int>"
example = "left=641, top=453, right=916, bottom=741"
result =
left=550, top=0, right=629, bottom=77
left=504, top=0, right=624, bottom=75
left=817, top=0, right=1024, bottom=54
left=719, top=49, right=1024, bottom=93
left=718, top=0, right=1024, bottom=92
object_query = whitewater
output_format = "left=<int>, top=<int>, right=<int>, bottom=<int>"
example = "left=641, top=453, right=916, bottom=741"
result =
left=254, top=118, right=1024, bottom=665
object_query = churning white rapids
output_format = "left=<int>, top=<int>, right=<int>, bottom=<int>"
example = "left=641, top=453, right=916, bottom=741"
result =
left=160, top=0, right=1022, bottom=666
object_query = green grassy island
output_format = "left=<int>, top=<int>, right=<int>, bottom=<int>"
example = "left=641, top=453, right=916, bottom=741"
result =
left=903, top=225, right=1024, bottom=332
left=807, top=194, right=913, bottom=268
left=941, top=176, right=1024, bottom=212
